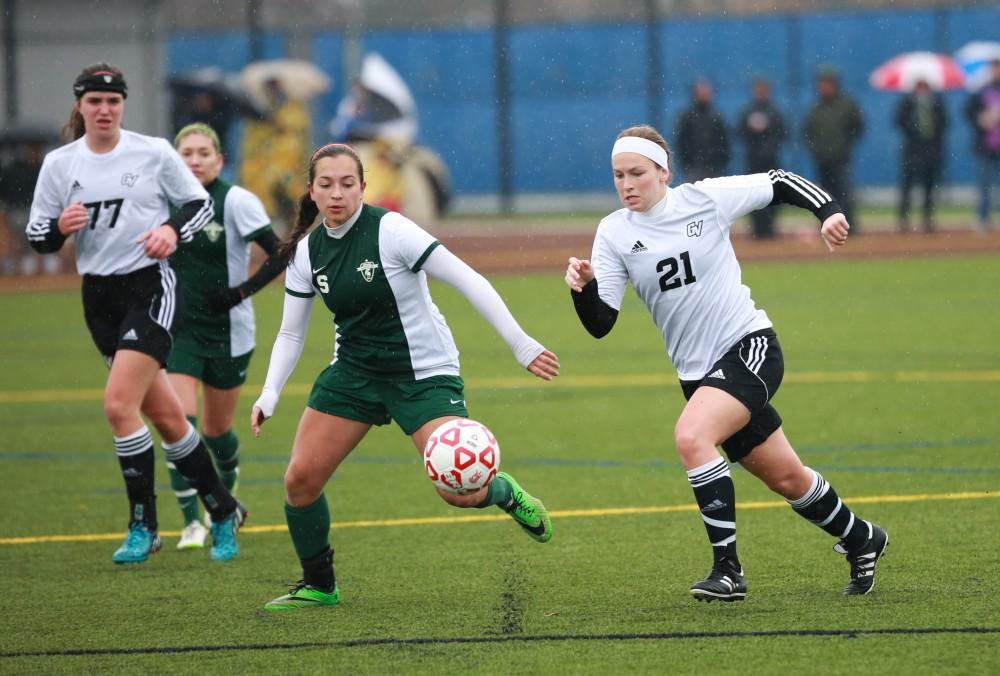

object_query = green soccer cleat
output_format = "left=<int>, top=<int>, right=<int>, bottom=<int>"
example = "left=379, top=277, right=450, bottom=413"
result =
left=264, top=582, right=341, bottom=611
left=112, top=522, right=162, bottom=564
left=498, top=472, right=552, bottom=543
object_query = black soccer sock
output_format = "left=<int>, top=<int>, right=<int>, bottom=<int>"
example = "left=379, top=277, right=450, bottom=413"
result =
left=163, top=423, right=237, bottom=522
left=789, top=468, right=871, bottom=551
left=687, top=456, right=739, bottom=566
left=301, top=545, right=336, bottom=592
left=114, top=426, right=158, bottom=531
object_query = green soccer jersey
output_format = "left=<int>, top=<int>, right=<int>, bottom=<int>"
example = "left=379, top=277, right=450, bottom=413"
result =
left=285, top=203, right=460, bottom=380
left=171, top=178, right=272, bottom=357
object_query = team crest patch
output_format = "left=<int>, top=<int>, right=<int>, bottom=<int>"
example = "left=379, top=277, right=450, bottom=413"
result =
left=203, top=221, right=224, bottom=243
left=356, top=259, right=379, bottom=282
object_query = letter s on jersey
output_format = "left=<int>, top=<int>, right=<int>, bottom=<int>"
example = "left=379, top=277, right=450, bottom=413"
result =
left=316, top=275, right=329, bottom=294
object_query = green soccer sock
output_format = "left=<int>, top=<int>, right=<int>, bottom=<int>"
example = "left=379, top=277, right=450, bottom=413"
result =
left=285, top=495, right=331, bottom=561
left=205, top=430, right=240, bottom=493
left=167, top=461, right=201, bottom=525
left=475, top=474, right=513, bottom=509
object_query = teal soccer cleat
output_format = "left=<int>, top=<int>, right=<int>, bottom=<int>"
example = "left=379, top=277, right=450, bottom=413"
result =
left=112, top=522, right=162, bottom=565
left=210, top=502, right=247, bottom=562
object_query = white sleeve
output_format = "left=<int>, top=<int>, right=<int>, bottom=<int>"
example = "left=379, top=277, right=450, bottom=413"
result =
left=591, top=222, right=628, bottom=311
left=254, top=292, right=314, bottom=418
left=379, top=211, right=438, bottom=270
left=284, top=238, right=317, bottom=296
left=421, top=246, right=545, bottom=368
left=696, top=174, right=773, bottom=231
left=225, top=185, right=272, bottom=241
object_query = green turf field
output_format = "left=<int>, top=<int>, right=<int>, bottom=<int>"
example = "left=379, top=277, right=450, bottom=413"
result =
left=1, top=254, right=998, bottom=674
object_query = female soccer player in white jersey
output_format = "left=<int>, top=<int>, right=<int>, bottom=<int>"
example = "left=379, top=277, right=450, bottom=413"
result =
left=25, top=64, right=246, bottom=564
left=565, top=125, right=888, bottom=602
left=166, top=123, right=284, bottom=550
left=251, top=143, right=560, bottom=611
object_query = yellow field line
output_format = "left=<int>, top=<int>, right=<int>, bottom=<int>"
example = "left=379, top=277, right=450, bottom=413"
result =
left=2, top=369, right=1000, bottom=404
left=1, top=489, right=994, bottom=546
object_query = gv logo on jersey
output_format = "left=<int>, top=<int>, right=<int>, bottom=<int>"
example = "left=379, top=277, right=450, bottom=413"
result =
left=356, top=259, right=379, bottom=282
left=686, top=220, right=704, bottom=237
left=203, top=221, right=224, bottom=243
left=121, top=173, right=139, bottom=187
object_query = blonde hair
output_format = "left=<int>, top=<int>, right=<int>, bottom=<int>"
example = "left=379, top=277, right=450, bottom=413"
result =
left=174, top=123, right=222, bottom=153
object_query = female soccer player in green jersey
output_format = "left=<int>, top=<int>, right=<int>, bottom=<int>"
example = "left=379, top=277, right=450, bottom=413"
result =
left=165, top=124, right=285, bottom=549
left=251, top=143, right=560, bottom=611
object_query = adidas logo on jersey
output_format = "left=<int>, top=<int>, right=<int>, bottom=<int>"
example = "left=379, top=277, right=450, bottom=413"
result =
left=707, top=369, right=725, bottom=380
left=630, top=240, right=648, bottom=254
left=70, top=180, right=83, bottom=193
left=122, top=328, right=138, bottom=341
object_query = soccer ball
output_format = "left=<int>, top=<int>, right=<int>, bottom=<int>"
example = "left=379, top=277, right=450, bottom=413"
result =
left=423, top=418, right=500, bottom=494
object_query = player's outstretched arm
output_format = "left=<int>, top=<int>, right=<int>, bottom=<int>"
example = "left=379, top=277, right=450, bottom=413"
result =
left=766, top=169, right=846, bottom=252
left=422, top=245, right=558, bottom=379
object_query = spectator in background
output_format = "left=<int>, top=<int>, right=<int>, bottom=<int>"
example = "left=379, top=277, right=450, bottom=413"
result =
left=804, top=67, right=865, bottom=231
left=895, top=79, right=948, bottom=233
left=738, top=79, right=787, bottom=239
left=675, top=79, right=730, bottom=182
left=0, top=140, right=51, bottom=275
left=966, top=58, right=1000, bottom=232
left=240, top=78, right=310, bottom=232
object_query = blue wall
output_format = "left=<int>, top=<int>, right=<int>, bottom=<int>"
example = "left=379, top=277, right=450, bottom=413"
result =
left=167, top=6, right=1000, bottom=197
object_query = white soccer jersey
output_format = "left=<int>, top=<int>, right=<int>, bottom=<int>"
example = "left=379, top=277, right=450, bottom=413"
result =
left=591, top=174, right=775, bottom=381
left=223, top=185, right=271, bottom=356
left=27, top=130, right=210, bottom=276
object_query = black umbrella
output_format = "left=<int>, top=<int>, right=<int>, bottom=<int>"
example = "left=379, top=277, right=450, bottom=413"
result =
left=168, top=67, right=264, bottom=120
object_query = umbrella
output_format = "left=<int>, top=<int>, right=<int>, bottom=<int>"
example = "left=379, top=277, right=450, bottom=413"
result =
left=869, top=51, right=965, bottom=91
left=954, top=41, right=1000, bottom=92
left=329, top=53, right=418, bottom=145
left=168, top=67, right=264, bottom=119
left=240, top=59, right=331, bottom=110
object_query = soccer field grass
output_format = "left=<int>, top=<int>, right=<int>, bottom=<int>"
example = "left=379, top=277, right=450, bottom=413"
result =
left=1, top=254, right=998, bottom=673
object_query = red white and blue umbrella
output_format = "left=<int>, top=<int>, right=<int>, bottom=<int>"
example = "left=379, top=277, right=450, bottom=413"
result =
left=869, top=51, right=965, bottom=92
left=954, top=41, right=1000, bottom=92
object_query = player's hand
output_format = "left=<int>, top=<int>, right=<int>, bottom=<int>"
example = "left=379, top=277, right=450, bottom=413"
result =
left=250, top=405, right=268, bottom=438
left=57, top=202, right=89, bottom=236
left=820, top=213, right=850, bottom=253
left=527, top=349, right=560, bottom=381
left=565, top=256, right=595, bottom=292
left=138, top=224, right=178, bottom=259
left=209, top=287, right=244, bottom=312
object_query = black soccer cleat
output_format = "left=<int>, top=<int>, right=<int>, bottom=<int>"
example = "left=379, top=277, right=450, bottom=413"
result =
left=690, top=558, right=746, bottom=603
left=836, top=522, right=889, bottom=596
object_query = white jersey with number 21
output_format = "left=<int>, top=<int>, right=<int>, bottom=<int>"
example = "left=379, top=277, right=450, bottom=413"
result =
left=591, top=174, right=776, bottom=381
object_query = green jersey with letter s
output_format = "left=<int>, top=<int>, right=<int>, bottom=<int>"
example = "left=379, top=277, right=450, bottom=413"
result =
left=284, top=204, right=460, bottom=380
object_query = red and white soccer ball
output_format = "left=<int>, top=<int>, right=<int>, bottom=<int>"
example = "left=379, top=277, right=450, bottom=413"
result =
left=423, top=418, right=500, bottom=495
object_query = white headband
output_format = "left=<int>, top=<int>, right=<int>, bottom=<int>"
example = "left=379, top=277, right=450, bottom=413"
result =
left=611, top=136, right=669, bottom=169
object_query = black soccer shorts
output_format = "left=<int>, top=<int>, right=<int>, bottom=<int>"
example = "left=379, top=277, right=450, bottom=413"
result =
left=82, top=262, right=182, bottom=367
left=679, top=328, right=784, bottom=463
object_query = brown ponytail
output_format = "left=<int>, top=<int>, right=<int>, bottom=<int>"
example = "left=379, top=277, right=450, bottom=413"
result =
left=277, top=143, right=365, bottom=265
left=278, top=193, right=320, bottom=265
